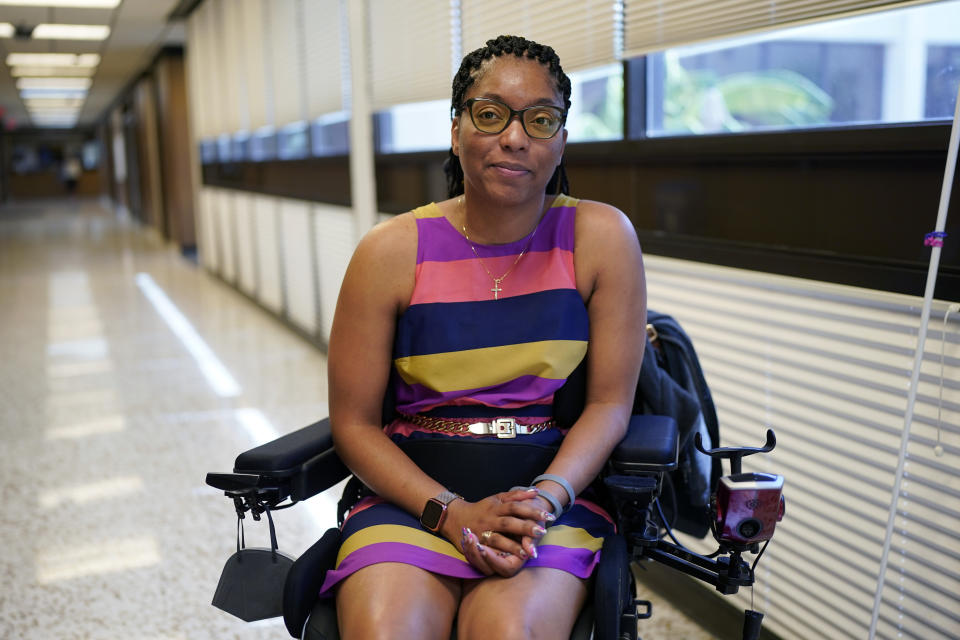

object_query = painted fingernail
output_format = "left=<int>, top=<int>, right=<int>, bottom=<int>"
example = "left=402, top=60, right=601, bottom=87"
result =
left=531, top=546, right=539, bottom=559
left=542, top=511, right=556, bottom=522
left=462, top=527, right=470, bottom=537
left=526, top=487, right=539, bottom=492
left=477, top=544, right=487, bottom=556
left=533, top=525, right=547, bottom=536
left=498, top=551, right=511, bottom=558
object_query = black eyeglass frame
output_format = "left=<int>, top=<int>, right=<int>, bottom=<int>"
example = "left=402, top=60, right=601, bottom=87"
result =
left=457, top=97, right=567, bottom=140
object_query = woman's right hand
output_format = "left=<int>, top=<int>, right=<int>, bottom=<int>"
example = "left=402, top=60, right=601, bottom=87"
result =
left=441, top=488, right=554, bottom=577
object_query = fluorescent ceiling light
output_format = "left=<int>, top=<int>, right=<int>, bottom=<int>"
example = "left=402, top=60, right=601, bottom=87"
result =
left=6, top=52, right=99, bottom=67
left=0, top=23, right=14, bottom=38
left=32, top=24, right=110, bottom=40
left=21, top=89, right=87, bottom=101
left=28, top=106, right=82, bottom=115
left=0, top=0, right=120, bottom=7
left=18, top=77, right=91, bottom=90
left=11, top=65, right=95, bottom=77
left=25, top=98, right=85, bottom=108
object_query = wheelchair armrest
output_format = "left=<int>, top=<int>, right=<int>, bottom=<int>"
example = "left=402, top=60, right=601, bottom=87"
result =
left=205, top=417, right=350, bottom=504
left=609, top=414, right=678, bottom=474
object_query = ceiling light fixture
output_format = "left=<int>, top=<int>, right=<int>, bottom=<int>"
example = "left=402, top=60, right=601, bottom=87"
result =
left=6, top=52, right=100, bottom=67
left=32, top=24, right=111, bottom=40
left=17, top=77, right=92, bottom=90
left=10, top=65, right=96, bottom=77
left=20, top=89, right=88, bottom=100
left=0, top=1, right=120, bottom=7
left=0, top=23, right=14, bottom=38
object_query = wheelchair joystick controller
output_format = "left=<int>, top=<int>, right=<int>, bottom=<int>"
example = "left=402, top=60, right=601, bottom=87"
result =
left=695, top=429, right=785, bottom=640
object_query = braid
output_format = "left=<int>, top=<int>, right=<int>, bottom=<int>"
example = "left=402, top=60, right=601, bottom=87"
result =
left=445, top=35, right=572, bottom=198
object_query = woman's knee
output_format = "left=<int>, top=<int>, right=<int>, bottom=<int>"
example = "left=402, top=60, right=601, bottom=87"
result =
left=336, top=563, right=459, bottom=640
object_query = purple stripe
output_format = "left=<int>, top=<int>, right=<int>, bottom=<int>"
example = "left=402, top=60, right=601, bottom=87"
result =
left=524, top=545, right=601, bottom=579
left=318, top=542, right=482, bottom=596
left=418, top=205, right=575, bottom=263
left=395, top=375, right=565, bottom=414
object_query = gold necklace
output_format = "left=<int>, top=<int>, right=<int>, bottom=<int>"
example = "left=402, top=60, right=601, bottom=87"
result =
left=459, top=195, right=540, bottom=300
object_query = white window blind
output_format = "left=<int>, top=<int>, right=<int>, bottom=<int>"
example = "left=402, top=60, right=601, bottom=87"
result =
left=269, top=0, right=307, bottom=126
left=221, top=0, right=249, bottom=132
left=302, top=0, right=347, bottom=117
left=368, top=0, right=454, bottom=110
left=623, top=0, right=944, bottom=56
left=643, top=254, right=960, bottom=640
left=185, top=11, right=206, bottom=140
left=461, top=0, right=620, bottom=72
left=239, top=0, right=271, bottom=130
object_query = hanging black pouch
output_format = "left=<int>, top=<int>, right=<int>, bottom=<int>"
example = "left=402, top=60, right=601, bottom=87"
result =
left=212, top=506, right=295, bottom=622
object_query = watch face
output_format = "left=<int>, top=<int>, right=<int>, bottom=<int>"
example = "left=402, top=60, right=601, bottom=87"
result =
left=420, top=499, right=446, bottom=531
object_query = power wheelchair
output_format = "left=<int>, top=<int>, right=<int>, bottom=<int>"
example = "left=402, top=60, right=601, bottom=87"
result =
left=206, top=331, right=782, bottom=640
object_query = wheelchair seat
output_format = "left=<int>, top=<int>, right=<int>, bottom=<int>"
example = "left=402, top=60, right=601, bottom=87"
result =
left=208, top=413, right=679, bottom=640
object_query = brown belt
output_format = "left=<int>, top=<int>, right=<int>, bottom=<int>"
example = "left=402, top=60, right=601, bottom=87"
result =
left=397, top=413, right=556, bottom=439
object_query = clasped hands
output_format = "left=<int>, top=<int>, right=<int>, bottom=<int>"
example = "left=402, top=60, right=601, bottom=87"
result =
left=441, top=487, right=556, bottom=577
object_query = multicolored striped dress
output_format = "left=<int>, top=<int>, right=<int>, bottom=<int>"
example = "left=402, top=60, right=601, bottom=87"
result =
left=319, top=194, right=615, bottom=595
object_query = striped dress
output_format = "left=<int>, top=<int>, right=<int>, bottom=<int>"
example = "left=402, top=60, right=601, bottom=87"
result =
left=319, top=194, right=615, bottom=595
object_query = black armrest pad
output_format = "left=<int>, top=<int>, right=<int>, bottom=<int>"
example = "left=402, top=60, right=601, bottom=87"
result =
left=610, top=415, right=679, bottom=473
left=234, top=418, right=335, bottom=475
left=233, top=418, right=350, bottom=502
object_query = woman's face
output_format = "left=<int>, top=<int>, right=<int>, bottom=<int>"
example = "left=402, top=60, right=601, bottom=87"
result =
left=452, top=56, right=567, bottom=204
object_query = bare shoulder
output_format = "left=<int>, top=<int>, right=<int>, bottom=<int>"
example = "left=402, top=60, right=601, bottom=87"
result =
left=571, top=199, right=643, bottom=299
left=573, top=199, right=638, bottom=244
left=342, top=210, right=419, bottom=309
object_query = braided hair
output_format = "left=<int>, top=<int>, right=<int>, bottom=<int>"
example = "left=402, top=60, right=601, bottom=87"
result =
left=444, top=35, right=571, bottom=199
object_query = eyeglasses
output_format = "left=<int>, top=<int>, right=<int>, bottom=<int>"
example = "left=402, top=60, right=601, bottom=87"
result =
left=459, top=97, right=566, bottom=139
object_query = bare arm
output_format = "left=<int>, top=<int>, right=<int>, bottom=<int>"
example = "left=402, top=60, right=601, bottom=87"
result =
left=533, top=201, right=647, bottom=509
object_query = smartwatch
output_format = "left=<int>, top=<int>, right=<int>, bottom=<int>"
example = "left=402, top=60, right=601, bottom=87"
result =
left=419, top=490, right=461, bottom=533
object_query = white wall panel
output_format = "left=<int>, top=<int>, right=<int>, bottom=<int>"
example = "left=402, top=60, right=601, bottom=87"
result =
left=233, top=192, right=257, bottom=297
left=198, top=188, right=219, bottom=272
left=279, top=199, right=317, bottom=333
left=215, top=189, right=237, bottom=284
left=252, top=195, right=283, bottom=313
left=642, top=254, right=960, bottom=640
left=220, top=0, right=248, bottom=132
left=313, top=204, right=355, bottom=342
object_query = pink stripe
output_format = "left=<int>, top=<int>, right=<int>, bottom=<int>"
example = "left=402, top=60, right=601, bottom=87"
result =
left=396, top=375, right=564, bottom=414
left=410, top=249, right=575, bottom=305
left=574, top=498, right=616, bottom=527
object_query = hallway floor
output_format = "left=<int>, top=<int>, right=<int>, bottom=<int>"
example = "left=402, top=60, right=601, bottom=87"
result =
left=0, top=199, right=715, bottom=639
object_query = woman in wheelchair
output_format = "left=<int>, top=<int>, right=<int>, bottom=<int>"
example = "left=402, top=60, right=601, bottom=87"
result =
left=325, top=35, right=646, bottom=639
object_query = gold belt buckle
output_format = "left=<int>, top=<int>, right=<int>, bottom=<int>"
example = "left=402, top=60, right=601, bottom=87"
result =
left=493, top=418, right=517, bottom=438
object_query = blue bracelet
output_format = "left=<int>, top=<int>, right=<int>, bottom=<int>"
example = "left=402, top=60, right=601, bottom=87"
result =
left=533, top=474, right=576, bottom=514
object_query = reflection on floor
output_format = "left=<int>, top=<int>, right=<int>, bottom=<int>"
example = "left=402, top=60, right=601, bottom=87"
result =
left=0, top=199, right=714, bottom=639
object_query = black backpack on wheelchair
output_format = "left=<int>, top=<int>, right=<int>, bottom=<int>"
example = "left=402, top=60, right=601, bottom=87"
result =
left=206, top=311, right=774, bottom=639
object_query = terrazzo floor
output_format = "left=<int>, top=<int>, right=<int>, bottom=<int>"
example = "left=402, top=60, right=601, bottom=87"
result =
left=0, top=199, right=716, bottom=640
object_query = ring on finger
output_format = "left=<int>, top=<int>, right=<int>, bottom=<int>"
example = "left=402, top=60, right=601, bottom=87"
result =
left=480, top=530, right=494, bottom=543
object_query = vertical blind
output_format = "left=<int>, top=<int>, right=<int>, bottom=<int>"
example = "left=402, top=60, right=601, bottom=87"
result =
left=622, top=0, right=945, bottom=56
left=643, top=255, right=960, bottom=640
left=368, top=0, right=455, bottom=110
left=461, top=0, right=620, bottom=72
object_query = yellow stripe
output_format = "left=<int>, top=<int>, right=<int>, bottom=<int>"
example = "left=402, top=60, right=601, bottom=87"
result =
left=552, top=194, right=579, bottom=209
left=336, top=524, right=466, bottom=566
left=538, top=525, right=604, bottom=552
left=393, top=340, right=588, bottom=392
left=413, top=203, right=445, bottom=219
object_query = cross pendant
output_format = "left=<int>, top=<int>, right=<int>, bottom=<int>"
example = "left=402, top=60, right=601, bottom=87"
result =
left=491, top=279, right=503, bottom=300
